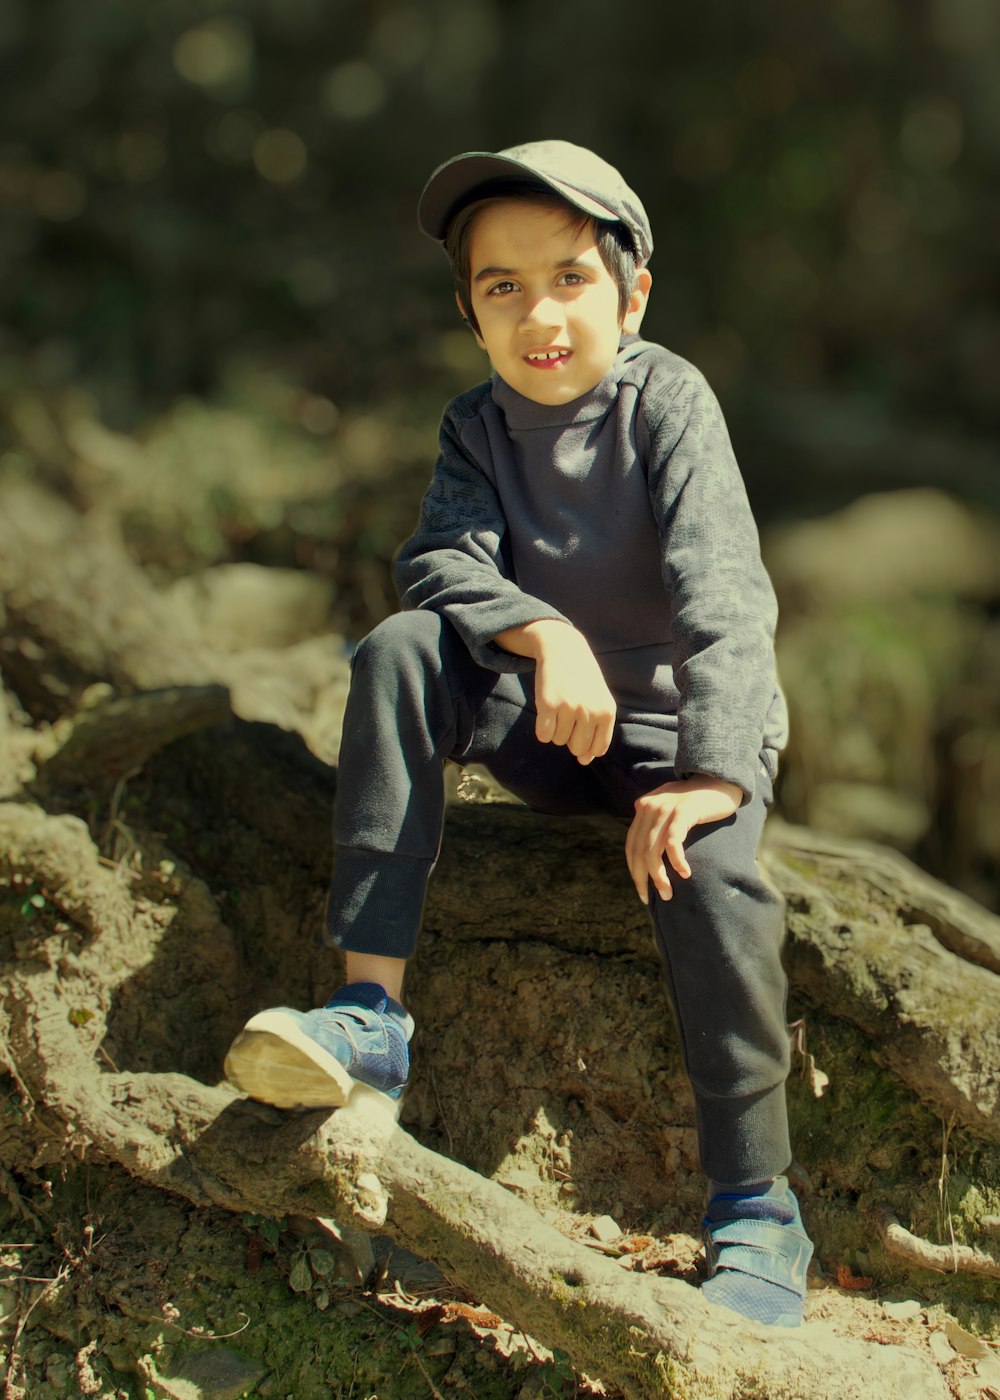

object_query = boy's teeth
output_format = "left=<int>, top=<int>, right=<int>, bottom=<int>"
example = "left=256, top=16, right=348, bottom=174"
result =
left=528, top=350, right=565, bottom=360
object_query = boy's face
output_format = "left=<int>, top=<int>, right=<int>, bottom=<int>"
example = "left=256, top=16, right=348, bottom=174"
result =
left=462, top=199, right=650, bottom=406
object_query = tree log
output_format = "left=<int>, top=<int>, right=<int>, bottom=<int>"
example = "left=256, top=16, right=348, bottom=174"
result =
left=34, top=684, right=232, bottom=793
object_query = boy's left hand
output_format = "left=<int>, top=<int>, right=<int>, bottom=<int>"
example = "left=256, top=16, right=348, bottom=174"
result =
left=625, top=776, right=743, bottom=905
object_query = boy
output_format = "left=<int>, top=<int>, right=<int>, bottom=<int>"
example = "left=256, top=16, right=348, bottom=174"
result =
left=225, top=140, right=813, bottom=1327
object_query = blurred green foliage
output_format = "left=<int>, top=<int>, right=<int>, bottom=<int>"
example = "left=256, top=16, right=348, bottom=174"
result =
left=0, top=0, right=997, bottom=433
left=1, top=0, right=998, bottom=902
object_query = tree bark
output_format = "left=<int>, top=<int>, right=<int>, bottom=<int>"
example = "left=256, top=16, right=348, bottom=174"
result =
left=2, top=952, right=950, bottom=1400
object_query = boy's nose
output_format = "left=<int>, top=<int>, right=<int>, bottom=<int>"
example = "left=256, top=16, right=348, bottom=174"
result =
left=518, top=292, right=563, bottom=333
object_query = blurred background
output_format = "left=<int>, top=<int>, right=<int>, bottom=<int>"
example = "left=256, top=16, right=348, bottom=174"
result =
left=1, top=0, right=998, bottom=906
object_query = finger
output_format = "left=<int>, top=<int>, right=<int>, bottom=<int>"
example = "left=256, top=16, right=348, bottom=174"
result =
left=590, top=710, right=615, bottom=760
left=550, top=706, right=577, bottom=748
left=664, top=822, right=692, bottom=880
left=533, top=666, right=555, bottom=742
left=624, top=819, right=649, bottom=905
left=535, top=700, right=557, bottom=744
left=634, top=810, right=674, bottom=903
left=568, top=717, right=597, bottom=761
left=579, top=709, right=615, bottom=765
left=645, top=847, right=674, bottom=902
left=635, top=811, right=676, bottom=901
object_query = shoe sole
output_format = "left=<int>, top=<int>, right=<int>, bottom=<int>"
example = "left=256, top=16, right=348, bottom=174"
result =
left=223, top=1010, right=357, bottom=1110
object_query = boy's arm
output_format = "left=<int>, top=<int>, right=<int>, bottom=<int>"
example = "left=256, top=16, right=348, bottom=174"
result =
left=624, top=775, right=742, bottom=903
left=493, top=619, right=616, bottom=765
left=643, top=365, right=781, bottom=804
left=399, top=404, right=616, bottom=762
left=395, top=406, right=570, bottom=672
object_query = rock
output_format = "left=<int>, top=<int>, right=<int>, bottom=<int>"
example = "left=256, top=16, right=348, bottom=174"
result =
left=807, top=781, right=930, bottom=849
left=763, top=488, right=1000, bottom=611
left=881, top=1299, right=924, bottom=1322
left=496, top=1168, right=544, bottom=1195
left=976, top=1355, right=1000, bottom=1388
left=589, top=1215, right=622, bottom=1245
left=154, top=1347, right=267, bottom=1400
left=166, top=564, right=336, bottom=653
left=44, top=1353, right=69, bottom=1389
left=928, top=1330, right=957, bottom=1366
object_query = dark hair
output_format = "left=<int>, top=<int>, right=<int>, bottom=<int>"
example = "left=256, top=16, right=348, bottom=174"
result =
left=443, top=179, right=640, bottom=337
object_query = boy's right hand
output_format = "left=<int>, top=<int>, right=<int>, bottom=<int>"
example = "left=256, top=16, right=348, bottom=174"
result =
left=493, top=620, right=616, bottom=765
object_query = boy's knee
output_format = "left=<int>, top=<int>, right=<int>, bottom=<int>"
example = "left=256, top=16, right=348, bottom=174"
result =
left=682, top=812, right=778, bottom=908
left=352, top=610, right=445, bottom=673
left=681, top=827, right=740, bottom=894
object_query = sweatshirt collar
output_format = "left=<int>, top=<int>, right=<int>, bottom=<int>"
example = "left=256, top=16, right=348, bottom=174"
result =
left=491, top=336, right=638, bottom=430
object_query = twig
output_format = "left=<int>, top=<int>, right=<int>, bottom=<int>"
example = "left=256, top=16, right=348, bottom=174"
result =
left=0, top=1037, right=35, bottom=1114
left=936, top=1113, right=957, bottom=1268
left=519, top=1329, right=551, bottom=1365
left=874, top=1204, right=1000, bottom=1279
left=353, top=1293, right=447, bottom=1399
left=409, top=1349, right=447, bottom=1400
left=95, top=855, right=141, bottom=880
left=3, top=1264, right=71, bottom=1399
left=160, top=1304, right=250, bottom=1340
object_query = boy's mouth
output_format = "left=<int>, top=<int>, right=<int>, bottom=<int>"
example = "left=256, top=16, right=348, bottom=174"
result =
left=525, top=348, right=572, bottom=368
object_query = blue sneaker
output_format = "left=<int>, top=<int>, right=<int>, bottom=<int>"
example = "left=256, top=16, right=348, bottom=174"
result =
left=223, top=982, right=414, bottom=1110
left=700, top=1177, right=813, bottom=1327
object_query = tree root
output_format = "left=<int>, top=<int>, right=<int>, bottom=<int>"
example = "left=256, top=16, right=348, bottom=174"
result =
left=0, top=935, right=949, bottom=1400
left=34, top=685, right=232, bottom=793
left=6, top=1041, right=954, bottom=1398
left=765, top=820, right=1000, bottom=976
left=875, top=1205, right=1000, bottom=1280
left=762, top=820, right=1000, bottom=1143
left=3, top=737, right=997, bottom=1398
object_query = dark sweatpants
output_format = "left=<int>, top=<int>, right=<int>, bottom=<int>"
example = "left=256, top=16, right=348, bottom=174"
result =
left=326, top=610, right=791, bottom=1185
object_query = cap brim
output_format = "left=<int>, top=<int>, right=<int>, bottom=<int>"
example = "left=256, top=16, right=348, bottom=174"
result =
left=417, top=151, right=622, bottom=242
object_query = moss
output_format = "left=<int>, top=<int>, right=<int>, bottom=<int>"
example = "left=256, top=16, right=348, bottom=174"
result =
left=4, top=1165, right=565, bottom=1400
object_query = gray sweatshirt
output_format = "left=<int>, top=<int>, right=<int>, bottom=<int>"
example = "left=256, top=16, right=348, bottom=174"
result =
left=395, top=336, right=787, bottom=801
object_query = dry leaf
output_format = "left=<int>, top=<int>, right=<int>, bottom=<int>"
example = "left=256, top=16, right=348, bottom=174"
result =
left=808, top=1063, right=830, bottom=1097
left=837, top=1263, right=874, bottom=1290
left=944, top=1317, right=989, bottom=1359
left=788, top=1018, right=830, bottom=1098
left=441, top=1302, right=504, bottom=1329
left=618, top=1235, right=656, bottom=1254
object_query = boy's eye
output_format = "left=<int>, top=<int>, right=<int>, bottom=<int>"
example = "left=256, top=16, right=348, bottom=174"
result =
left=487, top=280, right=517, bottom=296
left=559, top=271, right=585, bottom=286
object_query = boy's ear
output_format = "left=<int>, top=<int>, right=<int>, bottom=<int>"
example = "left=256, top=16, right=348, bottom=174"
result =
left=455, top=293, right=486, bottom=349
left=622, top=267, right=653, bottom=334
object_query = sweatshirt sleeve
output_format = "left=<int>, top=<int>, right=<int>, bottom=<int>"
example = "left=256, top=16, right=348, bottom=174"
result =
left=394, top=399, right=571, bottom=671
left=642, top=364, right=780, bottom=802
